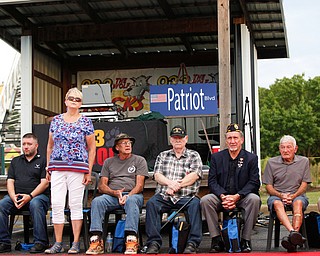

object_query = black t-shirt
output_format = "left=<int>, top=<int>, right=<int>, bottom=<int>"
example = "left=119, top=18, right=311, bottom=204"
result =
left=7, top=153, right=49, bottom=196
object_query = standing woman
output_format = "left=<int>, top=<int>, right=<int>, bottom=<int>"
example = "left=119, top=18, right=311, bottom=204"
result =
left=45, top=87, right=96, bottom=254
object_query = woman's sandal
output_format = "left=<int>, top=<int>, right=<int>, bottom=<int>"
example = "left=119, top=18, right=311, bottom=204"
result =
left=68, top=242, right=80, bottom=254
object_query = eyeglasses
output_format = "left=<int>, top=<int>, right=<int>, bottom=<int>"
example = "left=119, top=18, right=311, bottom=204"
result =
left=67, top=96, right=82, bottom=102
left=118, top=141, right=132, bottom=146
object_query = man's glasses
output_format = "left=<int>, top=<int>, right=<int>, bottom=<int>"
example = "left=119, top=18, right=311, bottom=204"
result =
left=118, top=141, right=132, bottom=146
left=67, top=96, right=82, bottom=102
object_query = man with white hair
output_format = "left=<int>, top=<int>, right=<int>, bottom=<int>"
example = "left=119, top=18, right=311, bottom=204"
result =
left=263, top=135, right=311, bottom=252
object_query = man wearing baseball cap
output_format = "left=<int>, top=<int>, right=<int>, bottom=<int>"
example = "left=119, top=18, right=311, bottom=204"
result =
left=201, top=123, right=261, bottom=253
left=86, top=133, right=149, bottom=255
left=145, top=125, right=203, bottom=254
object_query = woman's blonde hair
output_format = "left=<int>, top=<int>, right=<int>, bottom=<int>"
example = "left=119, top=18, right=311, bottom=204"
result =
left=65, top=87, right=82, bottom=100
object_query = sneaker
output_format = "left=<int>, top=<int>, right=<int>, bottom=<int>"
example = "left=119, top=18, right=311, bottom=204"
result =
left=183, top=242, right=197, bottom=254
left=240, top=239, right=252, bottom=253
left=0, top=243, right=11, bottom=253
left=146, top=242, right=160, bottom=254
left=45, top=242, right=65, bottom=254
left=68, top=242, right=80, bottom=254
left=281, top=236, right=297, bottom=252
left=85, top=235, right=104, bottom=255
left=289, top=230, right=305, bottom=246
left=210, top=236, right=225, bottom=253
left=30, top=243, right=48, bottom=253
left=124, top=235, right=139, bottom=254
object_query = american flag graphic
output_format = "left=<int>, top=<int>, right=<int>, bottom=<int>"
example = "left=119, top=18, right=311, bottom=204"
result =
left=151, top=93, right=167, bottom=103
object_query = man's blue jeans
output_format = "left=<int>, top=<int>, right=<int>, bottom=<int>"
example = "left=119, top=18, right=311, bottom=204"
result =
left=0, top=194, right=50, bottom=245
left=90, top=193, right=143, bottom=234
left=145, top=194, right=202, bottom=247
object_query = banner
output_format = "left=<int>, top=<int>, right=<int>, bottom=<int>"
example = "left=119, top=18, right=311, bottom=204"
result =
left=149, top=83, right=217, bottom=117
left=77, top=66, right=218, bottom=117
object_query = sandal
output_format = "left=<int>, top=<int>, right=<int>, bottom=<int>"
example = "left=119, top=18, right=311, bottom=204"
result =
left=68, top=242, right=80, bottom=254
left=45, top=242, right=65, bottom=254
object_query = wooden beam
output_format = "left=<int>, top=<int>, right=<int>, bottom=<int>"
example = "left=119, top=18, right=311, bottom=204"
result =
left=33, top=106, right=58, bottom=117
left=36, top=17, right=217, bottom=43
left=77, top=0, right=103, bottom=24
left=68, top=51, right=219, bottom=71
left=34, top=70, right=63, bottom=88
left=180, top=36, right=194, bottom=55
left=157, top=0, right=175, bottom=19
left=112, top=39, right=129, bottom=58
left=218, top=0, right=231, bottom=149
left=45, top=41, right=70, bottom=59
left=1, top=6, right=34, bottom=28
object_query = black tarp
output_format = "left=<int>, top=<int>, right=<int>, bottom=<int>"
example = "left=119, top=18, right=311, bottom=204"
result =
left=33, top=119, right=168, bottom=172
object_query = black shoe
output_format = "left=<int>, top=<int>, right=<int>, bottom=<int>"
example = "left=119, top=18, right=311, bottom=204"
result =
left=289, top=230, right=305, bottom=246
left=183, top=242, right=197, bottom=254
left=30, top=243, right=48, bottom=253
left=210, top=236, right=225, bottom=253
left=146, top=242, right=160, bottom=254
left=0, top=243, right=11, bottom=253
left=240, top=239, right=252, bottom=253
left=281, top=236, right=297, bottom=252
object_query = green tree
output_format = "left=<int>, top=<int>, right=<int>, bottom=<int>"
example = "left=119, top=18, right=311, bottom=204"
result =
left=259, top=74, right=320, bottom=159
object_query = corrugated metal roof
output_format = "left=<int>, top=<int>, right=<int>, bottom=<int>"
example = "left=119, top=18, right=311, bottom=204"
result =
left=0, top=0, right=288, bottom=67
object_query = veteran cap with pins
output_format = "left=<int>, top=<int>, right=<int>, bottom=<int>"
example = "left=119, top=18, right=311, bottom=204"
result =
left=226, top=123, right=242, bottom=133
left=170, top=125, right=187, bottom=138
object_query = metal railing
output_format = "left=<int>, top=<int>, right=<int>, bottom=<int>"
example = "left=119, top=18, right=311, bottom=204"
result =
left=0, top=53, right=21, bottom=141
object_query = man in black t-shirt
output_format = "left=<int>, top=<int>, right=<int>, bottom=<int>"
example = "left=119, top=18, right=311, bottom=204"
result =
left=0, top=133, right=50, bottom=253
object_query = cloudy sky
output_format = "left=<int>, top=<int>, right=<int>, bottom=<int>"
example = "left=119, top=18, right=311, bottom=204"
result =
left=0, top=40, right=18, bottom=85
left=0, top=0, right=319, bottom=88
left=258, top=0, right=320, bottom=88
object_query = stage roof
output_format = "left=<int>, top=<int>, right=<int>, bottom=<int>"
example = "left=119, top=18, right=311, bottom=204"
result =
left=0, top=0, right=288, bottom=68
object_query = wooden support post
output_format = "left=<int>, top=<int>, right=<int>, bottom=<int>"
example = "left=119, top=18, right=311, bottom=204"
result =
left=217, top=0, right=231, bottom=149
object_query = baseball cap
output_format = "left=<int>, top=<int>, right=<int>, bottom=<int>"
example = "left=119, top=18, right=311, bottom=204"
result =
left=170, top=125, right=187, bottom=138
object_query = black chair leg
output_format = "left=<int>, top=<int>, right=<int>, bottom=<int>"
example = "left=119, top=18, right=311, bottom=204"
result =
left=266, top=210, right=309, bottom=251
left=275, top=218, right=280, bottom=247
left=266, top=214, right=274, bottom=251
left=23, top=215, right=30, bottom=244
left=83, top=212, right=90, bottom=250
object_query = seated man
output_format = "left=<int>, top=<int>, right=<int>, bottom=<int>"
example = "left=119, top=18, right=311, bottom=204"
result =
left=86, top=133, right=149, bottom=255
left=263, top=135, right=311, bottom=252
left=201, top=123, right=261, bottom=253
left=0, top=133, right=50, bottom=253
left=145, top=125, right=203, bottom=254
